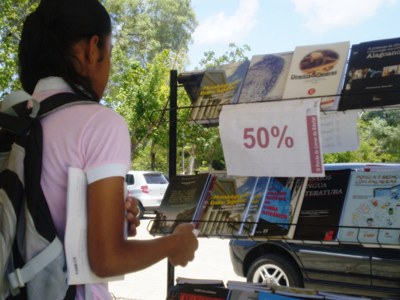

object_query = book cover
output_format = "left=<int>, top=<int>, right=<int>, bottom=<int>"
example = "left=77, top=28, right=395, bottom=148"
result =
left=226, top=281, right=271, bottom=299
left=168, top=283, right=229, bottom=300
left=197, top=175, right=258, bottom=236
left=253, top=177, right=308, bottom=239
left=283, top=41, right=350, bottom=110
left=294, top=169, right=352, bottom=241
left=258, top=292, right=290, bottom=300
left=273, top=286, right=323, bottom=299
left=337, top=169, right=400, bottom=246
left=239, top=176, right=271, bottom=236
left=65, top=167, right=124, bottom=284
left=149, top=173, right=213, bottom=235
left=339, top=37, right=400, bottom=110
left=237, top=52, right=293, bottom=103
left=185, top=60, right=250, bottom=125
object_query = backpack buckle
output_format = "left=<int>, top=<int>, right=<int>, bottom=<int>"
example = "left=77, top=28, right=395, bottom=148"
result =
left=8, top=267, right=25, bottom=290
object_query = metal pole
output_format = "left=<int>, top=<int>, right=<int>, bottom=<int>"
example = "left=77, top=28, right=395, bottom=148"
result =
left=167, top=69, right=178, bottom=296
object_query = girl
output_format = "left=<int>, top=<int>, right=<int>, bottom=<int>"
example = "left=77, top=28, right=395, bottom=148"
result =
left=18, top=0, right=198, bottom=298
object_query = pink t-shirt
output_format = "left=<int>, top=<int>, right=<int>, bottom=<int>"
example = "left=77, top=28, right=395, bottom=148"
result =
left=32, top=77, right=131, bottom=300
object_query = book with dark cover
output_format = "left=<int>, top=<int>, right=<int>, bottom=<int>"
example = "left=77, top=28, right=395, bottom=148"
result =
left=253, top=177, right=308, bottom=239
left=167, top=281, right=228, bottom=300
left=149, top=173, right=213, bottom=235
left=294, top=169, right=352, bottom=241
left=339, top=37, right=400, bottom=110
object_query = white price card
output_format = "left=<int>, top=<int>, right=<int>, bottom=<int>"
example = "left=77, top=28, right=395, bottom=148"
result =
left=219, top=98, right=324, bottom=177
left=320, top=110, right=359, bottom=154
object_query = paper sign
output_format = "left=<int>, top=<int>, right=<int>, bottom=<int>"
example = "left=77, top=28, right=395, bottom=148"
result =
left=219, top=98, right=324, bottom=177
left=320, top=110, right=359, bottom=154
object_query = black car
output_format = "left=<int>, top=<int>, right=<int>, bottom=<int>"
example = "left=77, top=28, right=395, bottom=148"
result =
left=229, top=163, right=400, bottom=299
left=229, top=239, right=400, bottom=298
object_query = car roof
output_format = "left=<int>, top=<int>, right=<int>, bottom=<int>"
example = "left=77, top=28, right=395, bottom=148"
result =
left=324, top=162, right=400, bottom=171
left=126, top=170, right=164, bottom=175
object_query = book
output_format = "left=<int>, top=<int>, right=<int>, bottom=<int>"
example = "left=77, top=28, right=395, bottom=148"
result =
left=149, top=173, right=214, bottom=235
left=226, top=281, right=271, bottom=300
left=197, top=175, right=258, bottom=236
left=293, top=169, right=352, bottom=241
left=239, top=176, right=271, bottom=236
left=168, top=278, right=227, bottom=300
left=252, top=177, right=308, bottom=239
left=176, top=277, right=225, bottom=286
left=168, top=283, right=229, bottom=300
left=282, top=41, right=350, bottom=110
left=65, top=167, right=124, bottom=284
left=337, top=169, right=400, bottom=247
left=258, top=292, right=291, bottom=300
left=273, top=286, right=323, bottom=299
left=339, top=37, right=400, bottom=110
left=237, top=52, right=293, bottom=103
left=227, top=283, right=271, bottom=300
left=180, top=60, right=249, bottom=125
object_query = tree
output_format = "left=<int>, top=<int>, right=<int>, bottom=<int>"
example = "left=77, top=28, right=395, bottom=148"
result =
left=0, top=0, right=37, bottom=97
left=103, top=0, right=197, bottom=170
left=104, top=0, right=197, bottom=66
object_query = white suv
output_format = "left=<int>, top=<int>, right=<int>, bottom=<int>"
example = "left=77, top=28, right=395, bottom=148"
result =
left=125, top=171, right=168, bottom=217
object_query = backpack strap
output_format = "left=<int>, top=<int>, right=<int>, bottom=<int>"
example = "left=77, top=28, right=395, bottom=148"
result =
left=7, top=237, right=63, bottom=292
left=37, top=92, right=98, bottom=117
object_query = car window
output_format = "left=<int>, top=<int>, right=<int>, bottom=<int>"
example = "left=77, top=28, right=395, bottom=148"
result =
left=144, top=173, right=168, bottom=184
left=125, top=174, right=135, bottom=185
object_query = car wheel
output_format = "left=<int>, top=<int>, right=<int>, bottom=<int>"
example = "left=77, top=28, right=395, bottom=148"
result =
left=247, top=253, right=302, bottom=288
left=137, top=202, right=145, bottom=219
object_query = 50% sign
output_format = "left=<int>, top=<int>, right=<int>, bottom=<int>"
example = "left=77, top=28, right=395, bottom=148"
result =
left=243, top=125, right=294, bottom=149
left=219, top=98, right=324, bottom=177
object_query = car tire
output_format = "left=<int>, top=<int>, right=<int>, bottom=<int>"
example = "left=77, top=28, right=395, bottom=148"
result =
left=137, top=202, right=145, bottom=219
left=247, top=253, right=303, bottom=288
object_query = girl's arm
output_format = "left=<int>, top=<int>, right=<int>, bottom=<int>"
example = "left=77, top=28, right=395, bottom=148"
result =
left=87, top=176, right=199, bottom=277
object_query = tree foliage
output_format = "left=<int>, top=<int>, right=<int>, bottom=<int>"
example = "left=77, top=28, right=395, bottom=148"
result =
left=0, top=0, right=37, bottom=97
left=104, top=0, right=197, bottom=66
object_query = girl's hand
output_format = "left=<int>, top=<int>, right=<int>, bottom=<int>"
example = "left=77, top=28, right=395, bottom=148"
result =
left=125, top=197, right=141, bottom=237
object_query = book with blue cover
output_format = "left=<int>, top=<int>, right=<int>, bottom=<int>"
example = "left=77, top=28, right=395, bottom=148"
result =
left=252, top=177, right=308, bottom=239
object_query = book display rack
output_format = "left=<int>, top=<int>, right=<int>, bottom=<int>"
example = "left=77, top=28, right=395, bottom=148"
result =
left=160, top=37, right=400, bottom=299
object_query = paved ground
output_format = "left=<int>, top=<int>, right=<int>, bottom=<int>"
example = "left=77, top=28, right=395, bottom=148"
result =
left=108, top=218, right=245, bottom=300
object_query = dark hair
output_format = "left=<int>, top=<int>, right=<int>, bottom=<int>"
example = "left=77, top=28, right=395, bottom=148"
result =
left=18, top=0, right=112, bottom=100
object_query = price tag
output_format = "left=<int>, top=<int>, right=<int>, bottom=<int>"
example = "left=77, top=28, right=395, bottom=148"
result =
left=320, top=110, right=359, bottom=154
left=219, top=98, right=324, bottom=177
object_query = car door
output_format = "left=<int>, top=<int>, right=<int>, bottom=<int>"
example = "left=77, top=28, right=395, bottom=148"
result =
left=371, top=247, right=400, bottom=292
left=290, top=243, right=371, bottom=287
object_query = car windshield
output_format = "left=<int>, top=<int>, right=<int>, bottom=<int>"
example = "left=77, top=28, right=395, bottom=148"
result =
left=144, top=173, right=168, bottom=184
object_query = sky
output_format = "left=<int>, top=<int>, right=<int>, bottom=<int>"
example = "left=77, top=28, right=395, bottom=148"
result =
left=186, top=0, right=400, bottom=70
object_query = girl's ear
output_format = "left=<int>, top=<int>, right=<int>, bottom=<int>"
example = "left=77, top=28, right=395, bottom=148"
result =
left=86, top=35, right=100, bottom=64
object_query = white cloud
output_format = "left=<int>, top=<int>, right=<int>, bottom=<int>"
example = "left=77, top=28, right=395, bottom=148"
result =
left=193, top=0, right=260, bottom=45
left=290, top=0, right=397, bottom=33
